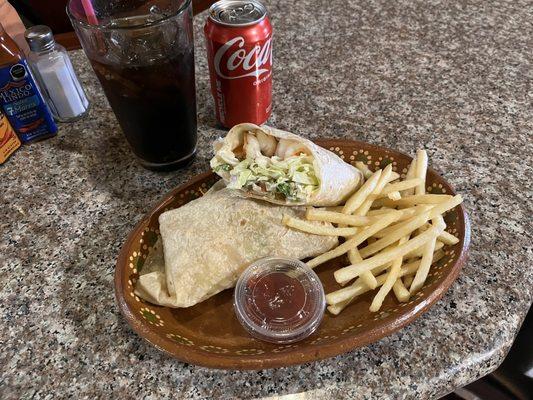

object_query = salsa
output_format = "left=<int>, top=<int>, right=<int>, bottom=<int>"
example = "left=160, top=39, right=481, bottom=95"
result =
left=234, top=257, right=326, bottom=343
left=249, top=272, right=308, bottom=323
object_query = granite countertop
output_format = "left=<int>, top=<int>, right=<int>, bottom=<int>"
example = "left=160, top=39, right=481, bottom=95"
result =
left=1, top=0, right=532, bottom=399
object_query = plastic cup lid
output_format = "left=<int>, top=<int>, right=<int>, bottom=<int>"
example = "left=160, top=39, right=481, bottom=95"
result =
left=233, top=256, right=325, bottom=344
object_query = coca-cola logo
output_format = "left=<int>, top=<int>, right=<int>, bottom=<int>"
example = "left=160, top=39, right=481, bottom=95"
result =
left=214, top=36, right=272, bottom=80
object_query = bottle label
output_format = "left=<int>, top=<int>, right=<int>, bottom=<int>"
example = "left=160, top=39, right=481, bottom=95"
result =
left=0, top=111, right=21, bottom=164
left=0, top=60, right=57, bottom=142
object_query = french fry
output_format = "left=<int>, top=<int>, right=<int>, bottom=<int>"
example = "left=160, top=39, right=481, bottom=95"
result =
left=410, top=217, right=443, bottom=293
left=327, top=298, right=353, bottom=315
left=369, top=236, right=409, bottom=312
left=379, top=178, right=422, bottom=197
left=282, top=215, right=358, bottom=236
left=342, top=169, right=382, bottom=214
left=402, top=159, right=417, bottom=197
left=355, top=201, right=379, bottom=218
left=348, top=247, right=362, bottom=263
left=326, top=250, right=445, bottom=311
left=305, top=208, right=373, bottom=226
left=427, top=194, right=463, bottom=217
left=414, top=150, right=429, bottom=234
left=392, top=279, right=410, bottom=302
left=388, top=171, right=401, bottom=182
left=405, top=240, right=444, bottom=259
left=415, top=149, right=428, bottom=195
left=366, top=207, right=396, bottom=216
left=359, top=212, right=432, bottom=258
left=371, top=261, right=393, bottom=276
left=368, top=206, right=432, bottom=222
left=306, top=211, right=401, bottom=269
left=349, top=248, right=377, bottom=289
left=371, top=205, right=434, bottom=237
left=324, top=206, right=345, bottom=212
left=374, top=164, right=394, bottom=193
left=334, top=219, right=446, bottom=283
left=354, top=164, right=393, bottom=216
left=355, top=161, right=373, bottom=179
left=376, top=194, right=453, bottom=208
left=409, top=238, right=437, bottom=294
left=439, top=230, right=460, bottom=245
left=387, top=191, right=401, bottom=200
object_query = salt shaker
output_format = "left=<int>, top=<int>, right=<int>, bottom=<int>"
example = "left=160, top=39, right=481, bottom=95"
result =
left=24, top=25, right=89, bottom=122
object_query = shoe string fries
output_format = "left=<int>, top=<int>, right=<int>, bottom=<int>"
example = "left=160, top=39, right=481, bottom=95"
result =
left=282, top=149, right=463, bottom=314
left=326, top=250, right=446, bottom=315
left=334, top=219, right=446, bottom=284
left=304, top=211, right=402, bottom=269
left=347, top=164, right=395, bottom=286
left=377, top=178, right=421, bottom=198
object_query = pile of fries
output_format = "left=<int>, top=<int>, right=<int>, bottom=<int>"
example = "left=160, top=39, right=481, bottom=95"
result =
left=282, top=150, right=462, bottom=314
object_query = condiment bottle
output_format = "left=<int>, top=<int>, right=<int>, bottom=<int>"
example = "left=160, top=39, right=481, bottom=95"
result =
left=24, top=25, right=89, bottom=122
left=0, top=23, right=57, bottom=143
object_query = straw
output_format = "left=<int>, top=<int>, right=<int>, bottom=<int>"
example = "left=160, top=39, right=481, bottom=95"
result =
left=81, top=0, right=99, bottom=25
left=78, top=0, right=106, bottom=55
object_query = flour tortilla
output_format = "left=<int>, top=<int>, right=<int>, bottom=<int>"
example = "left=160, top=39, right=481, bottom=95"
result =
left=135, top=186, right=338, bottom=308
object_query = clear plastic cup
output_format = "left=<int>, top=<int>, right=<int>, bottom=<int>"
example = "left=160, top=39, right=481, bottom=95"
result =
left=234, top=257, right=326, bottom=344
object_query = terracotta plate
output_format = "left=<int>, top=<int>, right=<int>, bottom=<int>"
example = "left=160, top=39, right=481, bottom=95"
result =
left=115, top=139, right=470, bottom=369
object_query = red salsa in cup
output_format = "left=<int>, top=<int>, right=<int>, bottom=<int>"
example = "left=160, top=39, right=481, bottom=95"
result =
left=234, top=257, right=325, bottom=343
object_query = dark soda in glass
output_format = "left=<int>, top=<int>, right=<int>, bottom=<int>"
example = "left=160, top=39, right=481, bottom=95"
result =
left=68, top=0, right=197, bottom=171
left=91, top=52, right=197, bottom=169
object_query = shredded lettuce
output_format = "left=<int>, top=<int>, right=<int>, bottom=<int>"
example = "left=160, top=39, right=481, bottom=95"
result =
left=212, top=153, right=319, bottom=202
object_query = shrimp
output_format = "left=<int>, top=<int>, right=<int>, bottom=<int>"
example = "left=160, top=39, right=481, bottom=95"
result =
left=276, top=139, right=310, bottom=159
left=244, top=133, right=262, bottom=158
left=244, top=132, right=269, bottom=165
left=256, top=131, right=277, bottom=156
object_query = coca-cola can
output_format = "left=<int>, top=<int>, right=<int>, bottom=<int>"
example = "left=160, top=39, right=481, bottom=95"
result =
left=204, top=0, right=273, bottom=128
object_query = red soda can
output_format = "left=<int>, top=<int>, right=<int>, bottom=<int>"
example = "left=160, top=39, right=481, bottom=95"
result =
left=204, top=0, right=273, bottom=128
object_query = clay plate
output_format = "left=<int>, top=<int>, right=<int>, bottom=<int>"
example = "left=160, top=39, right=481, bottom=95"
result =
left=115, top=139, right=470, bottom=369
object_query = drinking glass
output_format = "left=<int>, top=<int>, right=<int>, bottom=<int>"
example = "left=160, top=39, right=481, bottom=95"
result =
left=68, top=0, right=197, bottom=170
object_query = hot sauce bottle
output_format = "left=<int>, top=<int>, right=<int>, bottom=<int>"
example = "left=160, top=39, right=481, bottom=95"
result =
left=0, top=23, right=57, bottom=143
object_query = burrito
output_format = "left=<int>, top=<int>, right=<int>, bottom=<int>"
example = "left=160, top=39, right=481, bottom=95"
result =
left=135, top=185, right=338, bottom=308
left=210, top=123, right=363, bottom=206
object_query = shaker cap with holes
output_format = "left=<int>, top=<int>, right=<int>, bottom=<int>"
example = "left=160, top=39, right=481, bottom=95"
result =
left=24, top=25, right=56, bottom=52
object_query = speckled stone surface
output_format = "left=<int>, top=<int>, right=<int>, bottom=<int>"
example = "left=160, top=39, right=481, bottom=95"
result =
left=1, top=0, right=532, bottom=399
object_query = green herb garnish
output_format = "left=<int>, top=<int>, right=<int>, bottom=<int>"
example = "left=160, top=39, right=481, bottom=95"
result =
left=215, top=163, right=232, bottom=172
left=277, top=182, right=294, bottom=198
